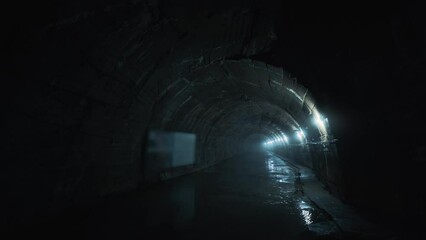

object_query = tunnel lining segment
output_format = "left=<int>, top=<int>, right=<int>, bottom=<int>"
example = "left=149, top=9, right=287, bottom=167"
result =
left=147, top=59, right=329, bottom=172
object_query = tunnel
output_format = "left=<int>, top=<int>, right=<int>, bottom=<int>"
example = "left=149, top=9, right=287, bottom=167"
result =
left=3, top=0, right=426, bottom=239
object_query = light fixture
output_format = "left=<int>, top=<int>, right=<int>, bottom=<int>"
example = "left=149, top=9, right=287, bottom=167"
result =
left=284, top=135, right=289, bottom=143
left=281, top=133, right=289, bottom=144
left=296, top=129, right=306, bottom=142
left=313, top=112, right=326, bottom=130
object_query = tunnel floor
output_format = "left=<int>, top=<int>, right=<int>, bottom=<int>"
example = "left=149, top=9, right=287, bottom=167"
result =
left=19, top=153, right=353, bottom=239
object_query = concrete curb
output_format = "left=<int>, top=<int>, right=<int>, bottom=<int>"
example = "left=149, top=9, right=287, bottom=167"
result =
left=292, top=162, right=395, bottom=239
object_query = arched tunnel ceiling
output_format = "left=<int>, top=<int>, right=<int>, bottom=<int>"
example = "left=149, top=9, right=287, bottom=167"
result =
left=150, top=59, right=326, bottom=145
left=4, top=0, right=426, bottom=232
left=3, top=0, right=286, bottom=200
left=3, top=0, right=331, bottom=215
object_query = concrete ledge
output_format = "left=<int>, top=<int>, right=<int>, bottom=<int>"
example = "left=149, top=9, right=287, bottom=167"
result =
left=159, top=159, right=228, bottom=181
left=294, top=163, right=395, bottom=239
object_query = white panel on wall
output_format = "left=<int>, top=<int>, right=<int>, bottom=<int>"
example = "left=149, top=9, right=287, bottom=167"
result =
left=147, top=130, right=196, bottom=169
left=172, top=132, right=196, bottom=167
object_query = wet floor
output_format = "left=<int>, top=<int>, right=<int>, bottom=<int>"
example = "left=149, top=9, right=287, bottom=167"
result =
left=20, top=152, right=342, bottom=239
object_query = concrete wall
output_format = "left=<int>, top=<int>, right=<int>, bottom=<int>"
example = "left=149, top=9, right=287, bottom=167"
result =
left=272, top=142, right=344, bottom=199
left=3, top=0, right=278, bottom=226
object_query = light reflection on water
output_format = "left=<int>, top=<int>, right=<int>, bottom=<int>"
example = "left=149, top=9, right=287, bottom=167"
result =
left=266, top=156, right=295, bottom=184
left=265, top=153, right=316, bottom=226
left=264, top=154, right=298, bottom=206
left=301, top=209, right=313, bottom=225
left=298, top=200, right=313, bottom=225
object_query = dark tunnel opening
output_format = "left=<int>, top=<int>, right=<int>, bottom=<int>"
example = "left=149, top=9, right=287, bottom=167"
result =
left=3, top=0, right=426, bottom=239
left=242, top=134, right=267, bottom=152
